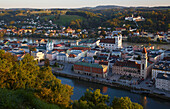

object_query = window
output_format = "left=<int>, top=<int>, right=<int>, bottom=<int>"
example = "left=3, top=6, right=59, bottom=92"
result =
left=142, top=64, right=144, bottom=70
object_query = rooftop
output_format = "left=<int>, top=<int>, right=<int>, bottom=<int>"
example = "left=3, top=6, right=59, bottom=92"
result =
left=74, top=62, right=107, bottom=69
left=153, top=61, right=170, bottom=71
left=157, top=73, right=170, bottom=80
left=114, top=60, right=141, bottom=69
left=100, top=38, right=115, bottom=44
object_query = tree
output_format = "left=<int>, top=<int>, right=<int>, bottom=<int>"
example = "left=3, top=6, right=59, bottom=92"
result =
left=0, top=51, right=73, bottom=108
left=32, top=28, right=37, bottom=34
left=29, top=46, right=37, bottom=54
left=10, top=21, right=15, bottom=25
left=111, top=97, right=143, bottom=109
left=73, top=89, right=110, bottom=109
left=44, top=59, right=50, bottom=67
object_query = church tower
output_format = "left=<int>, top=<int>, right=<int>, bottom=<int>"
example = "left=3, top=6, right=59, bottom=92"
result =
left=140, top=47, right=148, bottom=79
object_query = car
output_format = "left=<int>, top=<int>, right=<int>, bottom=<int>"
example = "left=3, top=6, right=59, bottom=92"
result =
left=145, top=82, right=149, bottom=84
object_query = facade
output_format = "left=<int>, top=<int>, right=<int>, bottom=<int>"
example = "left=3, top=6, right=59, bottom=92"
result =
left=112, top=47, right=150, bottom=79
left=74, top=62, right=108, bottom=78
left=56, top=53, right=68, bottom=62
left=156, top=73, right=170, bottom=91
left=45, top=51, right=58, bottom=60
left=99, top=35, right=122, bottom=51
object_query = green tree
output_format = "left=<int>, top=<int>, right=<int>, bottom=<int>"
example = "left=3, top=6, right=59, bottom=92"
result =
left=73, top=89, right=110, bottom=109
left=111, top=97, right=143, bottom=109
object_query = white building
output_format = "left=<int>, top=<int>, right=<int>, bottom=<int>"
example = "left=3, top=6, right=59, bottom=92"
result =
left=99, top=35, right=122, bottom=51
left=56, top=53, right=68, bottom=62
left=31, top=51, right=45, bottom=62
left=156, top=73, right=170, bottom=91
left=67, top=50, right=85, bottom=63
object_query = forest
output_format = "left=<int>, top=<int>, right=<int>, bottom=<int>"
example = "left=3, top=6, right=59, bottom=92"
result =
left=0, top=6, right=169, bottom=33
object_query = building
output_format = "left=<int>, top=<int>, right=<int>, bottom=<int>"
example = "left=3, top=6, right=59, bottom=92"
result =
left=164, top=50, right=170, bottom=58
left=56, top=53, right=68, bottom=62
left=152, top=61, right=170, bottom=80
left=99, top=35, right=122, bottom=51
left=112, top=47, right=151, bottom=79
left=79, top=39, right=100, bottom=48
left=67, top=46, right=91, bottom=63
left=31, top=51, right=45, bottom=62
left=74, top=62, right=108, bottom=78
left=46, top=51, right=58, bottom=61
left=167, top=29, right=170, bottom=42
left=111, top=50, right=122, bottom=57
left=156, top=73, right=170, bottom=91
left=87, top=50, right=98, bottom=57
left=46, top=41, right=53, bottom=51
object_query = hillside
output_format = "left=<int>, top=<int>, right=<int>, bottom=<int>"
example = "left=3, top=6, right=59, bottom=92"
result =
left=42, top=15, right=85, bottom=26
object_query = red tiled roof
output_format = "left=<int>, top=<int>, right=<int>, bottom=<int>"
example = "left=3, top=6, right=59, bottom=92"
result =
left=114, top=60, right=141, bottom=69
left=69, top=54, right=77, bottom=57
left=54, top=44, right=62, bottom=47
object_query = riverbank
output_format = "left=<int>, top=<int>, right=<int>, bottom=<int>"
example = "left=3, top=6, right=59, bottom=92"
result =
left=123, top=40, right=170, bottom=45
left=53, top=71, right=170, bottom=101
left=3, top=35, right=170, bottom=45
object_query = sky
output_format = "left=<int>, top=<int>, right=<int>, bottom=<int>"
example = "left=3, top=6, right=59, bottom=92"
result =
left=0, top=0, right=170, bottom=8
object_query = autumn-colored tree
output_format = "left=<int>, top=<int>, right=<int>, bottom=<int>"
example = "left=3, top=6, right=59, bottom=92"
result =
left=111, top=97, right=143, bottom=109
left=0, top=50, right=73, bottom=108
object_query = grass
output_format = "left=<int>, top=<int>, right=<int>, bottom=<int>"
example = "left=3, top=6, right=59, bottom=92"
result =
left=53, top=15, right=85, bottom=25
left=0, top=88, right=60, bottom=109
left=30, top=11, right=51, bottom=14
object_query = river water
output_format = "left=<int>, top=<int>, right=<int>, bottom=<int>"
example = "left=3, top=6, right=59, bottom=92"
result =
left=0, top=36, right=170, bottom=49
left=57, top=76, right=170, bottom=109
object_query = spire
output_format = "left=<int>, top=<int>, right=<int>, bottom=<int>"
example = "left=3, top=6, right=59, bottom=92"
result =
left=142, top=47, right=147, bottom=54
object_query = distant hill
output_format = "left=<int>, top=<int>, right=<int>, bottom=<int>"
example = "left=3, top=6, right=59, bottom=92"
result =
left=81, top=5, right=125, bottom=10
left=0, top=5, right=170, bottom=10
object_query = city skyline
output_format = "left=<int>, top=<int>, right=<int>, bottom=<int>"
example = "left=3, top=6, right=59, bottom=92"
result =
left=0, top=0, right=170, bottom=9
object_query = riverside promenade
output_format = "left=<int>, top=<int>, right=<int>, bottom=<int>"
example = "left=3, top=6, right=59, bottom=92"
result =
left=51, top=62, right=170, bottom=100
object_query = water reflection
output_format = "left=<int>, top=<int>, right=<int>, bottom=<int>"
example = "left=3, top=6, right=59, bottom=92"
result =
left=102, top=86, right=108, bottom=93
left=141, top=96, right=148, bottom=109
left=57, top=76, right=170, bottom=109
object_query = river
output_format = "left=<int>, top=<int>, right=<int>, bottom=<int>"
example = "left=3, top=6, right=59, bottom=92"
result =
left=57, top=76, right=170, bottom=109
left=0, top=36, right=170, bottom=49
